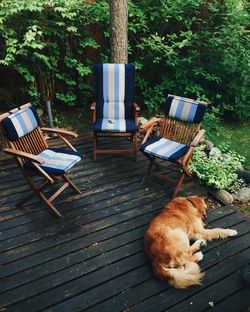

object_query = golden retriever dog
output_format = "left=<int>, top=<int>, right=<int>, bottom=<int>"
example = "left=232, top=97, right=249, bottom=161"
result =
left=144, top=196, right=237, bottom=289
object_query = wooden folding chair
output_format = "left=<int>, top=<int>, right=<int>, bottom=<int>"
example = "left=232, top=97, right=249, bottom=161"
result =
left=0, top=103, right=83, bottom=217
left=90, top=63, right=140, bottom=161
left=140, top=94, right=208, bottom=197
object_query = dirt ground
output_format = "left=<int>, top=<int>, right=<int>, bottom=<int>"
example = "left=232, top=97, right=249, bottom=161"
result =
left=204, top=194, right=250, bottom=218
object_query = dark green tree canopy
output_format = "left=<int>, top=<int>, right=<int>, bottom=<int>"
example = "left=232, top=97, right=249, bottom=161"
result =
left=0, top=0, right=249, bottom=120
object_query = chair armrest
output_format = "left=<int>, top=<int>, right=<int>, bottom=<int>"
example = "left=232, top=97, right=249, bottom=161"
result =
left=191, top=129, right=206, bottom=147
left=90, top=102, right=96, bottom=111
left=133, top=102, right=140, bottom=111
left=41, top=128, right=78, bottom=152
left=41, top=128, right=78, bottom=138
left=3, top=148, right=45, bottom=164
left=141, top=118, right=163, bottom=144
left=141, top=118, right=163, bottom=130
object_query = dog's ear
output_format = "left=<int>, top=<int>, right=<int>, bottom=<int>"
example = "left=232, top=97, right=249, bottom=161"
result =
left=187, top=196, right=207, bottom=218
left=187, top=196, right=203, bottom=208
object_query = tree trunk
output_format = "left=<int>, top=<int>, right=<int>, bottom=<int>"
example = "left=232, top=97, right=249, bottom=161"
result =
left=110, top=0, right=128, bottom=63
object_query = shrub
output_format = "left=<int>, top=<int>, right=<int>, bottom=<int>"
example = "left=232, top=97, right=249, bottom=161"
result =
left=201, top=107, right=226, bottom=145
left=189, top=144, right=246, bottom=193
left=0, top=0, right=248, bottom=122
left=128, top=0, right=249, bottom=120
left=0, top=0, right=108, bottom=108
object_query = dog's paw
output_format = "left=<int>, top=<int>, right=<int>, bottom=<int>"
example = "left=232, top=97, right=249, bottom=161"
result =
left=196, top=251, right=203, bottom=261
left=227, top=229, right=237, bottom=236
left=196, top=238, right=207, bottom=247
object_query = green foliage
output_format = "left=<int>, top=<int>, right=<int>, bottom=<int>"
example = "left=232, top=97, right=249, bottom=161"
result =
left=0, top=0, right=107, bottom=107
left=127, top=0, right=249, bottom=120
left=201, top=107, right=226, bottom=144
left=0, top=0, right=249, bottom=121
left=222, top=121, right=250, bottom=170
left=189, top=144, right=246, bottom=193
left=202, top=108, right=250, bottom=170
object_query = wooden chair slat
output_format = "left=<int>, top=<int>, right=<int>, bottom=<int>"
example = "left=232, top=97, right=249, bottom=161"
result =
left=0, top=104, right=82, bottom=217
left=141, top=94, right=208, bottom=197
left=91, top=64, right=139, bottom=161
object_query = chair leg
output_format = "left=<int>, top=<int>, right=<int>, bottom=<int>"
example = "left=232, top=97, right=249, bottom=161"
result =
left=182, top=166, right=193, bottom=180
left=93, top=133, right=97, bottom=162
left=133, top=132, right=137, bottom=162
left=172, top=162, right=193, bottom=197
left=17, top=173, right=81, bottom=217
left=39, top=193, right=62, bottom=217
left=172, top=172, right=186, bottom=198
left=16, top=178, right=62, bottom=217
left=16, top=178, right=51, bottom=207
left=93, top=131, right=138, bottom=161
left=63, top=174, right=82, bottom=194
left=141, top=159, right=155, bottom=185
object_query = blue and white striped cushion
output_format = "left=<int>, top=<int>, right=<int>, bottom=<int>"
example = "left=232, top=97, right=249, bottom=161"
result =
left=165, top=96, right=207, bottom=123
left=93, top=63, right=135, bottom=132
left=140, top=137, right=189, bottom=160
left=24, top=148, right=82, bottom=175
left=2, top=106, right=40, bottom=141
left=101, top=118, right=126, bottom=132
left=91, top=118, right=138, bottom=132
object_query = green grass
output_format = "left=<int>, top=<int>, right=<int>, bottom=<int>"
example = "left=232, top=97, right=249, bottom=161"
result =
left=222, top=121, right=250, bottom=170
left=201, top=111, right=249, bottom=170
left=209, top=121, right=250, bottom=170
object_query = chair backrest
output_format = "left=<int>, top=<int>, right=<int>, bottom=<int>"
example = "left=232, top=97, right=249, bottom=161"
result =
left=0, top=103, right=48, bottom=166
left=160, top=95, right=208, bottom=145
left=94, top=63, right=135, bottom=120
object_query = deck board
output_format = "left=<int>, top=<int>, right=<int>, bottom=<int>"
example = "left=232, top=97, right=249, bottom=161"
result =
left=0, top=134, right=249, bottom=312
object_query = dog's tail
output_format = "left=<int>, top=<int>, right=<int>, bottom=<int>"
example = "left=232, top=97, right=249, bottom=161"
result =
left=152, top=260, right=204, bottom=289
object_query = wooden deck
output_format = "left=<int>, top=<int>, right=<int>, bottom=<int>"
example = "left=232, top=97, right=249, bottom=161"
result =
left=0, top=134, right=249, bottom=312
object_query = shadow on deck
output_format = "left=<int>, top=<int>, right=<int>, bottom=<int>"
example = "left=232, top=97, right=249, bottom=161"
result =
left=0, top=133, right=249, bottom=312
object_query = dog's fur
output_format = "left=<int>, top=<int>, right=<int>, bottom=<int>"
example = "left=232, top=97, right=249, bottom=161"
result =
left=144, top=196, right=237, bottom=289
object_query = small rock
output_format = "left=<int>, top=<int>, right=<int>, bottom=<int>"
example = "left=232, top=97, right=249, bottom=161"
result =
left=237, top=166, right=244, bottom=172
left=137, top=117, right=148, bottom=127
left=216, top=189, right=234, bottom=204
left=200, top=139, right=214, bottom=152
left=148, top=117, right=160, bottom=123
left=209, top=147, right=221, bottom=157
left=233, top=187, right=250, bottom=201
left=222, top=153, right=231, bottom=161
left=36, top=108, right=44, bottom=116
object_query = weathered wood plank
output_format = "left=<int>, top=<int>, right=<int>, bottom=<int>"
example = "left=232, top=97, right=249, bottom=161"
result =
left=127, top=249, right=249, bottom=312
left=0, top=212, right=248, bottom=311
left=0, top=153, right=147, bottom=208
left=57, top=221, right=250, bottom=312
left=0, top=158, right=150, bottom=226
left=0, top=135, right=249, bottom=312
left=166, top=270, right=250, bottom=312
left=208, top=287, right=250, bottom=312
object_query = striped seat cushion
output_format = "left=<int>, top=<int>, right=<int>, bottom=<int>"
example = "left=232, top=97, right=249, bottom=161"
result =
left=91, top=118, right=138, bottom=132
left=140, top=137, right=190, bottom=160
left=24, top=148, right=82, bottom=175
left=165, top=96, right=207, bottom=123
left=92, top=63, right=136, bottom=132
left=2, top=106, right=40, bottom=141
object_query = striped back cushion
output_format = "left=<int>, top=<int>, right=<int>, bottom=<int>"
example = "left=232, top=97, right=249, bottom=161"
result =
left=2, top=106, right=40, bottom=141
left=94, top=64, right=135, bottom=120
left=165, top=96, right=207, bottom=123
